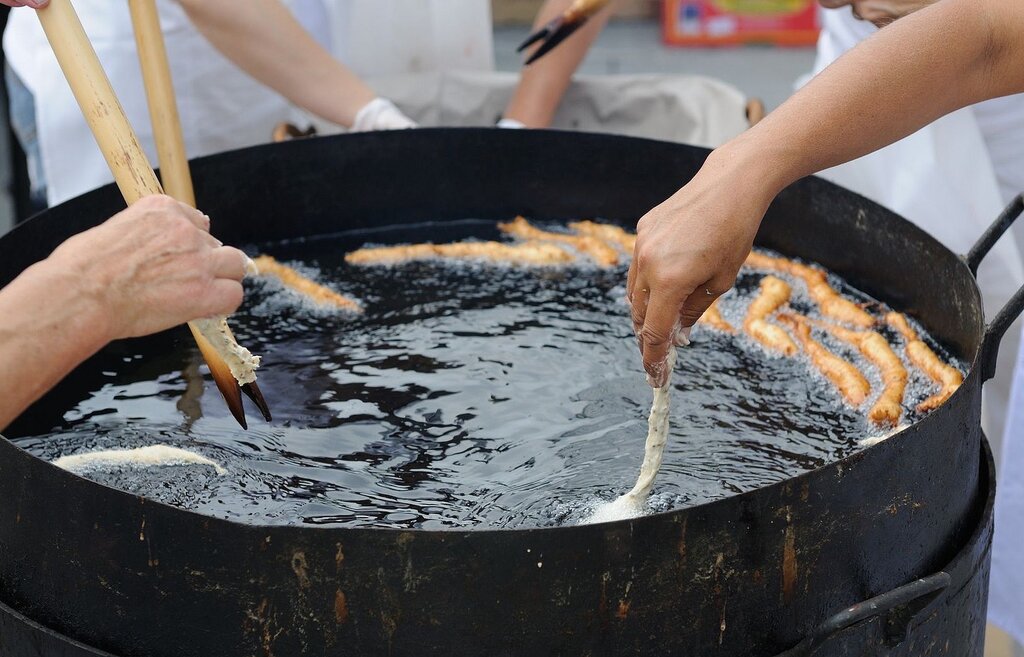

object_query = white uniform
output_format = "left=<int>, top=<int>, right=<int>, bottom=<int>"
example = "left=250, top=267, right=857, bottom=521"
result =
left=813, top=7, right=1024, bottom=645
left=318, top=0, right=494, bottom=78
left=3, top=0, right=294, bottom=206
left=3, top=0, right=488, bottom=207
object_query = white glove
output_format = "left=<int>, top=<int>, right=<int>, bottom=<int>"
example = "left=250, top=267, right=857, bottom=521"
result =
left=496, top=117, right=526, bottom=129
left=351, top=98, right=417, bottom=132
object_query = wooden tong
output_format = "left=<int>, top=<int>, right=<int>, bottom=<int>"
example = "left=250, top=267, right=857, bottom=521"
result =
left=36, top=0, right=271, bottom=428
left=517, top=0, right=611, bottom=65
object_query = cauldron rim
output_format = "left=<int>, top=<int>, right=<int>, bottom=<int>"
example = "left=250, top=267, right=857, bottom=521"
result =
left=0, top=127, right=990, bottom=536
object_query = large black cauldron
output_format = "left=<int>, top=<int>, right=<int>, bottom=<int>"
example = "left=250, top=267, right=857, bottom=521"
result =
left=0, top=129, right=1019, bottom=657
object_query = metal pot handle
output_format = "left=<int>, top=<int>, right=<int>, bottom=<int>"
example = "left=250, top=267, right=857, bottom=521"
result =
left=965, top=194, right=1024, bottom=381
left=770, top=572, right=950, bottom=657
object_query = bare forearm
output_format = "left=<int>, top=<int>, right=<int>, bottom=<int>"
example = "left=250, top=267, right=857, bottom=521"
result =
left=177, top=0, right=375, bottom=127
left=504, top=0, right=616, bottom=127
left=719, top=0, right=1024, bottom=202
left=0, top=261, right=110, bottom=430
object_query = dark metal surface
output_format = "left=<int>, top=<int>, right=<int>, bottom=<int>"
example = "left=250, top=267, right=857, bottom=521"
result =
left=0, top=439, right=995, bottom=657
left=774, top=574, right=951, bottom=657
left=773, top=436, right=995, bottom=657
left=0, top=595, right=118, bottom=657
left=967, top=194, right=1024, bottom=275
left=0, top=129, right=1013, bottom=656
left=971, top=195, right=1024, bottom=381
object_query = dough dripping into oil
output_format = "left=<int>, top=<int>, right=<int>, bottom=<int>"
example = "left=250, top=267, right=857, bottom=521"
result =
left=583, top=343, right=681, bottom=524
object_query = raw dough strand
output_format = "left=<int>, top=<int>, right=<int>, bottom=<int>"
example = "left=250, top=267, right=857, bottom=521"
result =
left=583, top=348, right=678, bottom=524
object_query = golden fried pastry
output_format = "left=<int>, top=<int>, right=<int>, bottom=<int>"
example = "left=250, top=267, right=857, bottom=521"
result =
left=743, top=276, right=798, bottom=355
left=744, top=251, right=875, bottom=327
left=778, top=314, right=870, bottom=407
left=797, top=265, right=875, bottom=328
left=345, top=240, right=575, bottom=266
left=885, top=312, right=963, bottom=412
left=746, top=275, right=791, bottom=321
left=698, top=298, right=735, bottom=334
left=885, top=311, right=918, bottom=341
left=499, top=216, right=620, bottom=267
left=744, top=251, right=786, bottom=271
left=746, top=320, right=799, bottom=356
left=254, top=255, right=362, bottom=312
left=818, top=321, right=908, bottom=426
left=568, top=220, right=637, bottom=254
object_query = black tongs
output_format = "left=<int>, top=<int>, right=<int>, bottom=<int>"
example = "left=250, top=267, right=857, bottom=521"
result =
left=517, top=0, right=612, bottom=65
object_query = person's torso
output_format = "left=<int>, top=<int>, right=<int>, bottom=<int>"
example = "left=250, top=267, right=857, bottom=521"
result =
left=318, top=0, right=494, bottom=78
left=4, top=0, right=297, bottom=205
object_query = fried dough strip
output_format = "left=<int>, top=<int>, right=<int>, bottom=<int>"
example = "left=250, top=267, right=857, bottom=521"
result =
left=345, top=240, right=575, bottom=266
left=743, top=276, right=798, bottom=355
left=817, top=320, right=908, bottom=426
left=254, top=255, right=362, bottom=312
left=778, top=314, right=870, bottom=406
left=698, top=298, right=735, bottom=334
left=885, top=312, right=963, bottom=412
left=499, top=216, right=620, bottom=267
left=744, top=252, right=875, bottom=327
left=886, top=311, right=918, bottom=341
left=744, top=251, right=785, bottom=271
left=799, top=266, right=875, bottom=328
left=568, top=220, right=637, bottom=254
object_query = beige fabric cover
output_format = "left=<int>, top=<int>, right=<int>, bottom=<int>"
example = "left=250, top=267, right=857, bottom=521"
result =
left=309, top=70, right=751, bottom=148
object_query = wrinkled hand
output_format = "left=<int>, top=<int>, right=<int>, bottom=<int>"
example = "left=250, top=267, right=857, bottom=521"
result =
left=47, top=195, right=249, bottom=340
left=627, top=154, right=772, bottom=387
left=3, top=0, right=48, bottom=7
left=351, top=97, right=417, bottom=132
left=818, top=0, right=935, bottom=27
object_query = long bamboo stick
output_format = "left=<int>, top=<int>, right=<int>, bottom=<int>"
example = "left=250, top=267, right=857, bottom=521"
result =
left=36, top=0, right=265, bottom=428
left=126, top=0, right=272, bottom=425
left=128, top=0, right=195, bottom=206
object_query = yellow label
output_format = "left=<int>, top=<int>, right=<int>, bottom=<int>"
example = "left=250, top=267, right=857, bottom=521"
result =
left=710, top=0, right=809, bottom=15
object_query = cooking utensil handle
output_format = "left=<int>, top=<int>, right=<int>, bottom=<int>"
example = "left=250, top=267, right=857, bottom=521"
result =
left=770, top=572, right=950, bottom=657
left=35, top=0, right=251, bottom=426
left=36, top=0, right=162, bottom=202
left=128, top=0, right=195, bottom=206
left=967, top=195, right=1024, bottom=382
left=966, top=194, right=1023, bottom=275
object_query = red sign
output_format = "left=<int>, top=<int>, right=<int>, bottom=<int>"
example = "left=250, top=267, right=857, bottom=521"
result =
left=663, top=0, right=820, bottom=46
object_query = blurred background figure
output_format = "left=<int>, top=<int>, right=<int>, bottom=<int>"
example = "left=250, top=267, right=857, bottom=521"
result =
left=2, top=0, right=415, bottom=211
left=0, top=0, right=757, bottom=218
left=290, top=0, right=757, bottom=150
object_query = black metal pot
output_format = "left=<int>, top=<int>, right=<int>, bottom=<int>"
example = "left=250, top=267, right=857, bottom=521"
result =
left=0, top=129, right=1019, bottom=657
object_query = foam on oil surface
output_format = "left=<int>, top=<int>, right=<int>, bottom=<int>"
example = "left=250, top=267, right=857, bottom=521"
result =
left=10, top=231, right=964, bottom=528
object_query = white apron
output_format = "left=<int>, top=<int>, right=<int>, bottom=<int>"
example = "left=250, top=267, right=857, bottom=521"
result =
left=814, top=7, right=1024, bottom=644
left=4, top=0, right=293, bottom=207
left=319, top=0, right=494, bottom=78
